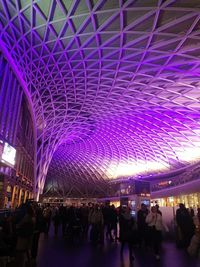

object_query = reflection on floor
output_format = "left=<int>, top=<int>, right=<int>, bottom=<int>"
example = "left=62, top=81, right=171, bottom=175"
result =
left=37, top=230, right=200, bottom=267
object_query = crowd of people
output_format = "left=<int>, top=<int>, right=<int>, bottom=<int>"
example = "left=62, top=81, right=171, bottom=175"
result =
left=0, top=201, right=199, bottom=266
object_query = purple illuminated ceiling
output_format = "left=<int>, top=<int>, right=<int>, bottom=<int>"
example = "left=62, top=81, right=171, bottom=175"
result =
left=1, top=0, right=200, bottom=197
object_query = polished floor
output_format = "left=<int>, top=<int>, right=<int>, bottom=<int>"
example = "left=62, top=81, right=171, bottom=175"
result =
left=37, top=228, right=200, bottom=267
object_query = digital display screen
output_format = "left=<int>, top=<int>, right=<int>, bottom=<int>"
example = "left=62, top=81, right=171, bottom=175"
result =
left=141, top=199, right=150, bottom=206
left=1, top=142, right=16, bottom=167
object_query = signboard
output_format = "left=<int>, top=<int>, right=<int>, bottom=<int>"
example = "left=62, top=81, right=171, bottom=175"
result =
left=135, top=180, right=150, bottom=195
left=120, top=182, right=135, bottom=195
left=0, top=140, right=16, bottom=167
left=0, top=140, right=3, bottom=159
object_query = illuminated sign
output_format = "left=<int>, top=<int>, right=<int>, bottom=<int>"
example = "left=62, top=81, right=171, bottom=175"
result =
left=0, top=140, right=16, bottom=167
left=0, top=140, right=3, bottom=158
left=158, top=180, right=172, bottom=186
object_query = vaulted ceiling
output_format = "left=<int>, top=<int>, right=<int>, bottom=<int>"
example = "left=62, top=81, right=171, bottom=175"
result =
left=1, top=0, right=200, bottom=197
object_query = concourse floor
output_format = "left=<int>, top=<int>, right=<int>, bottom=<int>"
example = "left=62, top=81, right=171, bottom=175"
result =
left=37, top=230, right=200, bottom=267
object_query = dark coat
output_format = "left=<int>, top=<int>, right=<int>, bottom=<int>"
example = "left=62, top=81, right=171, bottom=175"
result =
left=119, top=213, right=138, bottom=243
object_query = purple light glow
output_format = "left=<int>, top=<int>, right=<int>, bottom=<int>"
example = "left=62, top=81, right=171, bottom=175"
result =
left=1, top=1, right=200, bottom=197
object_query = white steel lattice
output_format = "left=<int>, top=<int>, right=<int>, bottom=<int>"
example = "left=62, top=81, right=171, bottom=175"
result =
left=1, top=0, right=200, bottom=197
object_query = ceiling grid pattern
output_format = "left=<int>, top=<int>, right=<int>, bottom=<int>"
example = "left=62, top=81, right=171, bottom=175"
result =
left=1, top=0, right=200, bottom=197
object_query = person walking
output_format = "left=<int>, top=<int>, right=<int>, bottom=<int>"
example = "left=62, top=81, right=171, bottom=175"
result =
left=137, top=203, right=149, bottom=248
left=119, top=207, right=137, bottom=262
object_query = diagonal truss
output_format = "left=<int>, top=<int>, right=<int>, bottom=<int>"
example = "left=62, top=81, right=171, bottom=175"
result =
left=1, top=0, right=200, bottom=197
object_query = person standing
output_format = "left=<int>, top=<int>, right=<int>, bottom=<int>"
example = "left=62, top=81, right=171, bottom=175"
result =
left=176, top=203, right=195, bottom=248
left=52, top=206, right=60, bottom=236
left=89, top=205, right=104, bottom=245
left=146, top=206, right=163, bottom=260
left=43, top=204, right=52, bottom=234
left=119, top=207, right=137, bottom=262
left=193, top=208, right=200, bottom=229
left=137, top=203, right=149, bottom=248
left=59, top=205, right=67, bottom=236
